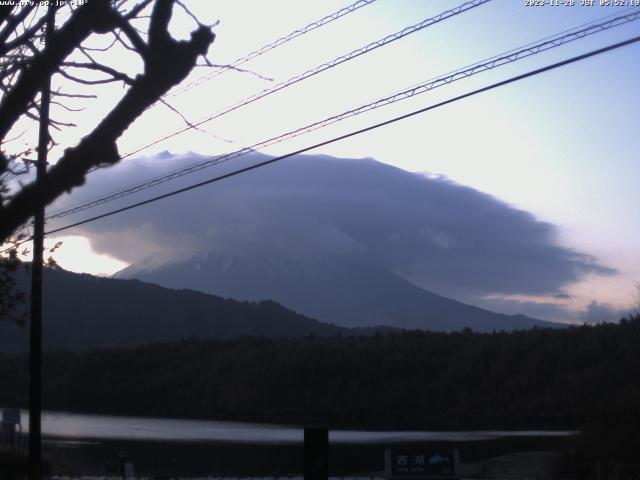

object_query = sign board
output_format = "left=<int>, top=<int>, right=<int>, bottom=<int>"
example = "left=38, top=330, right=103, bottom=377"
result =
left=385, top=449, right=459, bottom=480
left=124, top=462, right=135, bottom=479
left=0, top=408, right=21, bottom=447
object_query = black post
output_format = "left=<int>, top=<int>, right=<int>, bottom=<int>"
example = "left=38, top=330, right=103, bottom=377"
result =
left=28, top=6, right=54, bottom=480
left=304, top=427, right=329, bottom=480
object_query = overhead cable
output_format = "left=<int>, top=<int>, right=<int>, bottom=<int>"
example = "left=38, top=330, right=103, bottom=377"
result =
left=46, top=10, right=640, bottom=221
left=32, top=35, right=640, bottom=240
left=172, top=0, right=380, bottom=96
left=122, top=0, right=492, bottom=159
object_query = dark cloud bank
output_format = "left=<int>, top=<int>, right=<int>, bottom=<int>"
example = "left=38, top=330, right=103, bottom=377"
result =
left=52, top=152, right=616, bottom=323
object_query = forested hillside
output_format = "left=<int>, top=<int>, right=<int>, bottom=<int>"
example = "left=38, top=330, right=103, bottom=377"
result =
left=2, top=316, right=638, bottom=429
left=3, top=317, right=639, bottom=476
left=0, top=267, right=348, bottom=352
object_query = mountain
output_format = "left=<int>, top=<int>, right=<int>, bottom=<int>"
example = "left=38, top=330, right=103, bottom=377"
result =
left=0, top=267, right=349, bottom=353
left=103, top=153, right=568, bottom=332
left=116, top=247, right=557, bottom=331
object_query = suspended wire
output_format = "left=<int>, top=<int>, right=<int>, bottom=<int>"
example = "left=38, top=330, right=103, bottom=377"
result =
left=382, top=5, right=640, bottom=100
left=120, top=0, right=492, bottom=159
left=45, top=10, right=640, bottom=221
left=57, top=6, right=640, bottom=206
left=75, top=0, right=492, bottom=181
left=0, top=0, right=410, bottom=243
left=77, top=0, right=382, bottom=176
left=171, top=0, right=380, bottom=96
left=80, top=0, right=489, bottom=180
left=31, top=35, right=640, bottom=240
left=3, top=34, right=640, bottom=254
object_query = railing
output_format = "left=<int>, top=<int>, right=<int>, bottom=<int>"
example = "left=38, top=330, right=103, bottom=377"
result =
left=0, top=407, right=26, bottom=455
left=0, top=427, right=27, bottom=455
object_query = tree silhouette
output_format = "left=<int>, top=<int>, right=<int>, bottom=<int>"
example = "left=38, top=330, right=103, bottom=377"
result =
left=0, top=0, right=215, bottom=323
left=0, top=0, right=215, bottom=244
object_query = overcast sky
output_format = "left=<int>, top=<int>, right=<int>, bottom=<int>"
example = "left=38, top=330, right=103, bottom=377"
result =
left=10, top=0, right=639, bottom=322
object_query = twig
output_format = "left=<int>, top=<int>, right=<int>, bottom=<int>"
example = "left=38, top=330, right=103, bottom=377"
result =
left=115, top=14, right=149, bottom=57
left=195, top=62, right=274, bottom=82
left=51, top=100, right=85, bottom=112
left=175, top=0, right=201, bottom=26
left=57, top=68, right=133, bottom=86
left=51, top=89, right=97, bottom=99
left=124, top=0, right=154, bottom=20
left=113, top=30, right=138, bottom=53
left=81, top=33, right=119, bottom=52
left=61, top=61, right=136, bottom=85
left=159, top=98, right=233, bottom=144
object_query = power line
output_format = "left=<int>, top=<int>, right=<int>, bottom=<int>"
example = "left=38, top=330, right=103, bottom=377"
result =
left=81, top=0, right=383, bottom=176
left=62, top=0, right=493, bottom=197
left=171, top=0, right=379, bottom=96
left=121, top=0, right=492, bottom=159
left=48, top=8, right=637, bottom=219
left=381, top=6, right=640, bottom=103
left=46, top=10, right=640, bottom=221
left=36, top=34, right=640, bottom=240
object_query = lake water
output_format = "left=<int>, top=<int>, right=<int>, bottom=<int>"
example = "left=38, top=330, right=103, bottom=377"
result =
left=15, top=410, right=577, bottom=444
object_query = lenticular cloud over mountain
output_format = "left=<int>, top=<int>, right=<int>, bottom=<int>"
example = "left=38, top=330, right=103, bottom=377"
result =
left=52, top=152, right=614, bottom=325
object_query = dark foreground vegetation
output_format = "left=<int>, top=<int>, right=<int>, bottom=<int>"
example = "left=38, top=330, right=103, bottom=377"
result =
left=2, top=317, right=638, bottom=430
left=1, top=267, right=349, bottom=353
left=31, top=437, right=573, bottom=478
left=1, top=316, right=639, bottom=477
left=0, top=451, right=27, bottom=480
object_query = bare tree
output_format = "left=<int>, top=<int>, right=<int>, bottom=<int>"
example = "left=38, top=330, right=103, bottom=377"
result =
left=0, top=245, right=25, bottom=324
left=0, top=0, right=215, bottom=244
left=0, top=0, right=215, bottom=323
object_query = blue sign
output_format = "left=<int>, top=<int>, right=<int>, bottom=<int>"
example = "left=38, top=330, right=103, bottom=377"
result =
left=385, top=449, right=459, bottom=480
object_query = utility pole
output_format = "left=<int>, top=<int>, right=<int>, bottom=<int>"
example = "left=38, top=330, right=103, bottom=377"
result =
left=304, top=427, right=329, bottom=480
left=29, top=6, right=55, bottom=479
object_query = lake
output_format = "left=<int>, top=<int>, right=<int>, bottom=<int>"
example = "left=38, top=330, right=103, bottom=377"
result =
left=4, top=410, right=578, bottom=476
left=17, top=409, right=577, bottom=443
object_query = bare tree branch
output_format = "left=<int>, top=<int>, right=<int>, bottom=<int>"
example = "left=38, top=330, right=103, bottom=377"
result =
left=56, top=68, right=128, bottom=86
left=61, top=61, right=136, bottom=85
left=0, top=0, right=120, bottom=140
left=112, top=30, right=138, bottom=53
left=51, top=89, right=97, bottom=99
left=175, top=0, right=200, bottom=26
left=0, top=0, right=215, bottom=242
left=124, top=0, right=154, bottom=19
left=0, top=14, right=47, bottom=56
left=196, top=62, right=274, bottom=82
left=81, top=33, right=119, bottom=52
left=0, top=5, right=36, bottom=46
left=157, top=98, right=232, bottom=144
left=51, top=100, right=84, bottom=112
left=115, top=13, right=149, bottom=56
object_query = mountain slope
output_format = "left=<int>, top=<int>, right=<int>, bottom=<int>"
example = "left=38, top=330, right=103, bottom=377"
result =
left=0, top=267, right=349, bottom=353
left=117, top=248, right=557, bottom=331
left=86, top=152, right=589, bottom=331
left=46, top=151, right=594, bottom=331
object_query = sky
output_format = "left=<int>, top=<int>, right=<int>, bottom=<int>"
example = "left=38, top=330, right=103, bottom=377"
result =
left=5, top=0, right=640, bottom=323
left=47, top=151, right=624, bottom=324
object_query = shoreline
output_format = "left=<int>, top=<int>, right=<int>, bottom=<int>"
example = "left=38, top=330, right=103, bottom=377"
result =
left=10, top=407, right=578, bottom=444
left=38, top=433, right=574, bottom=478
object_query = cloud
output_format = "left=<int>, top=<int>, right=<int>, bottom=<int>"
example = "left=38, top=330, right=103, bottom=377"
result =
left=50, top=152, right=615, bottom=303
left=554, top=293, right=572, bottom=300
left=471, top=296, right=580, bottom=324
left=580, top=300, right=635, bottom=324
left=470, top=294, right=638, bottom=325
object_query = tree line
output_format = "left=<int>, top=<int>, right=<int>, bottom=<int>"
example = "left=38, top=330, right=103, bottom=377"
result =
left=2, top=316, right=640, bottom=477
left=1, top=316, right=639, bottom=430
